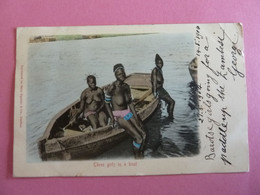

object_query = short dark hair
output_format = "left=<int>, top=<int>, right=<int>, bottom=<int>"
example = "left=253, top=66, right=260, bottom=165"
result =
left=87, top=75, right=96, bottom=83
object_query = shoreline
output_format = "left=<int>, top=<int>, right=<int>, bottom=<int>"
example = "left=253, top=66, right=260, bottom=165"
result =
left=29, top=33, right=152, bottom=43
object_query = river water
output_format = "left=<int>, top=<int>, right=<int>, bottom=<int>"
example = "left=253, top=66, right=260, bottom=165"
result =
left=27, top=33, right=199, bottom=162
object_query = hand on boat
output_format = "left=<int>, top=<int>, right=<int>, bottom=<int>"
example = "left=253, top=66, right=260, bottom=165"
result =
left=135, top=115, right=144, bottom=130
left=138, top=120, right=145, bottom=130
left=153, top=91, right=158, bottom=98
left=109, top=118, right=116, bottom=128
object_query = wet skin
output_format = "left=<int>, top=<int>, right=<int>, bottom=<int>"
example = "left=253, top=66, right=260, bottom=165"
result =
left=151, top=59, right=175, bottom=118
left=151, top=59, right=164, bottom=89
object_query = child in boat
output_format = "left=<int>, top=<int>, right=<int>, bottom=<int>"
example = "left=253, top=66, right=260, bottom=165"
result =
left=105, top=64, right=146, bottom=158
left=151, top=54, right=175, bottom=119
left=71, top=75, right=107, bottom=129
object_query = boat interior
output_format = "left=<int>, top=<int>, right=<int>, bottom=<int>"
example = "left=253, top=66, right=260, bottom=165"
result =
left=49, top=85, right=154, bottom=139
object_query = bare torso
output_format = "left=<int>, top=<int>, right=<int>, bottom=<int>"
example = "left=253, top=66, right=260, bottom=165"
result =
left=107, top=81, right=131, bottom=111
left=81, top=87, right=103, bottom=113
left=152, top=67, right=164, bottom=89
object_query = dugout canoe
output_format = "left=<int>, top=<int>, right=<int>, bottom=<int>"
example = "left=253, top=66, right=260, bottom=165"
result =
left=38, top=73, right=159, bottom=161
left=189, top=57, right=198, bottom=84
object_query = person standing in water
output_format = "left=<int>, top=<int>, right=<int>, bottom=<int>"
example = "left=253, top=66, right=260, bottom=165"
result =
left=71, top=75, right=107, bottom=129
left=151, top=54, right=175, bottom=119
left=105, top=64, right=146, bottom=158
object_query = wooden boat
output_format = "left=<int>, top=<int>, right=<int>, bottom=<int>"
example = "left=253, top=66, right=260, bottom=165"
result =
left=38, top=73, right=159, bottom=161
left=188, top=57, right=198, bottom=84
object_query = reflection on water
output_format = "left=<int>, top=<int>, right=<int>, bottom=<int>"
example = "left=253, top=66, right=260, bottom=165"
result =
left=144, top=80, right=199, bottom=158
left=27, top=33, right=199, bottom=162
left=96, top=80, right=199, bottom=160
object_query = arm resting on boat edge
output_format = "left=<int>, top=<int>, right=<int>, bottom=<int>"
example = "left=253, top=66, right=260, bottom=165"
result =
left=129, top=102, right=144, bottom=129
left=105, top=103, right=115, bottom=127
left=125, top=83, right=144, bottom=129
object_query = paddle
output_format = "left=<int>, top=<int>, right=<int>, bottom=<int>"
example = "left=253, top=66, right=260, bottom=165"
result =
left=62, top=122, right=73, bottom=131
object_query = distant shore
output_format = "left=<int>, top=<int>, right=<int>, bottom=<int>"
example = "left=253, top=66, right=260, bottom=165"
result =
left=29, top=33, right=150, bottom=43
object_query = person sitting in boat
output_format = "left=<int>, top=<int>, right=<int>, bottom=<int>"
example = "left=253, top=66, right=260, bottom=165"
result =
left=151, top=54, right=175, bottom=119
left=71, top=75, right=107, bottom=129
left=104, top=64, right=146, bottom=158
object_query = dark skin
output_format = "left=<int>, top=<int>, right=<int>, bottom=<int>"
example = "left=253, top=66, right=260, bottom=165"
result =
left=105, top=68, right=146, bottom=147
left=151, top=59, right=175, bottom=118
left=71, top=77, right=107, bottom=129
left=151, top=59, right=164, bottom=91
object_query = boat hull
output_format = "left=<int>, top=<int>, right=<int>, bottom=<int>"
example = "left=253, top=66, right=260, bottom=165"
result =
left=189, top=57, right=198, bottom=84
left=38, top=73, right=159, bottom=161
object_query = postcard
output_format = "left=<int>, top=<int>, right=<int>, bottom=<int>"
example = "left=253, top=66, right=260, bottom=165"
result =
left=13, top=24, right=248, bottom=177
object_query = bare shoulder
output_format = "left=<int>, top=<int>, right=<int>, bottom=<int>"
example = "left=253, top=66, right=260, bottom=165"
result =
left=80, top=88, right=89, bottom=99
left=152, top=67, right=157, bottom=74
left=122, top=83, right=130, bottom=90
left=97, top=87, right=104, bottom=94
left=105, top=83, right=116, bottom=95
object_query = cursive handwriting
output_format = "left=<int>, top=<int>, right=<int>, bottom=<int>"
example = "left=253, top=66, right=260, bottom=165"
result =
left=219, top=107, right=232, bottom=165
left=227, top=45, right=245, bottom=81
left=195, top=25, right=240, bottom=165
left=198, top=84, right=204, bottom=123
left=216, top=30, right=228, bottom=81
left=195, top=26, right=203, bottom=57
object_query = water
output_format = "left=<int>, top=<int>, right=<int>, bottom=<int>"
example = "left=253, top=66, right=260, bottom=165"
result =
left=27, top=33, right=199, bottom=162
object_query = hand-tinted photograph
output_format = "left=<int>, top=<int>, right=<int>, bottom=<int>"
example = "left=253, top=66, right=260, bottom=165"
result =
left=14, top=24, right=248, bottom=177
left=27, top=33, right=199, bottom=162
